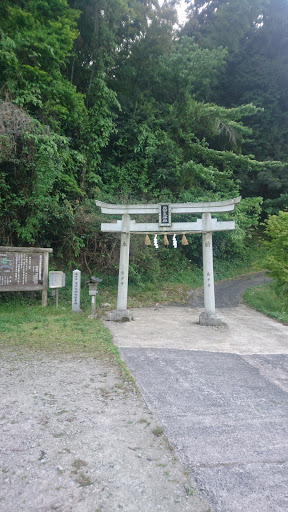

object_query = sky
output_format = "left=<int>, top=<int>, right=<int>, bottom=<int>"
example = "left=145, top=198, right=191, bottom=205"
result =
left=176, top=0, right=189, bottom=25
left=158, top=0, right=190, bottom=26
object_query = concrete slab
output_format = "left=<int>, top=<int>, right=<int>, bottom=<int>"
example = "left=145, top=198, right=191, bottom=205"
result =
left=118, top=347, right=288, bottom=512
left=105, top=300, right=288, bottom=512
left=191, top=463, right=288, bottom=512
left=106, top=304, right=288, bottom=354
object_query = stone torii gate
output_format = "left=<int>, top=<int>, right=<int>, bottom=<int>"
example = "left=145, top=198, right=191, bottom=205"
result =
left=96, top=197, right=241, bottom=325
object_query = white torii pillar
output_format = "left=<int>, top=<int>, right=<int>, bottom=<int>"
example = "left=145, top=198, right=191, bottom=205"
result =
left=115, top=214, right=131, bottom=319
left=199, top=214, right=219, bottom=325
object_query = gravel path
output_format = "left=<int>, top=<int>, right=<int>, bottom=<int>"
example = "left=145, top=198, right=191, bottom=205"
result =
left=0, top=348, right=209, bottom=512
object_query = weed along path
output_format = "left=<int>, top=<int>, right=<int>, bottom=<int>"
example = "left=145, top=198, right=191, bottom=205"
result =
left=106, top=273, right=288, bottom=512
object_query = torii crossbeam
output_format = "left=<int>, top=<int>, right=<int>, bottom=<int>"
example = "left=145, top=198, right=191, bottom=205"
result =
left=96, top=197, right=241, bottom=324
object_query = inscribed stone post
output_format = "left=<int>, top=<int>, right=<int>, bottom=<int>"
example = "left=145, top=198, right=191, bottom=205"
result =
left=72, top=269, right=81, bottom=312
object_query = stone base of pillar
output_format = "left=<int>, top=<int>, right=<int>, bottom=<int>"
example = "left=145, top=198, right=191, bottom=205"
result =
left=88, top=313, right=97, bottom=319
left=199, top=312, right=222, bottom=326
left=108, top=309, right=134, bottom=322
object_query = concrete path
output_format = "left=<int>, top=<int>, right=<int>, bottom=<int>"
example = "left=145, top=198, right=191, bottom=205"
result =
left=106, top=277, right=288, bottom=512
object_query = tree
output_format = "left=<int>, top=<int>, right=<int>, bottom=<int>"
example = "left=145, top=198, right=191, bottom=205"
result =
left=0, top=0, right=275, bottom=267
left=67, top=0, right=158, bottom=100
left=0, top=1, right=87, bottom=249
left=98, top=29, right=260, bottom=201
left=183, top=0, right=288, bottom=163
left=183, top=0, right=269, bottom=53
left=263, top=211, right=288, bottom=296
left=181, top=0, right=288, bottom=213
left=0, top=0, right=84, bottom=134
left=222, top=0, right=288, bottom=163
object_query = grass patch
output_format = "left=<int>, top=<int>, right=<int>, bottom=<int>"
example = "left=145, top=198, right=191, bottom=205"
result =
left=0, top=303, right=132, bottom=381
left=128, top=281, right=192, bottom=307
left=213, top=245, right=267, bottom=281
left=243, top=284, right=288, bottom=324
left=152, top=426, right=164, bottom=437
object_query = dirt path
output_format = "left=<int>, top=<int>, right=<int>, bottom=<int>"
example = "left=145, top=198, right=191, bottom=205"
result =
left=0, top=348, right=209, bottom=512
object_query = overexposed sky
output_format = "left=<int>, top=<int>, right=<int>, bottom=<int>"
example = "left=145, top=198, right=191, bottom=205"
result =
left=159, top=0, right=190, bottom=25
left=177, top=0, right=190, bottom=25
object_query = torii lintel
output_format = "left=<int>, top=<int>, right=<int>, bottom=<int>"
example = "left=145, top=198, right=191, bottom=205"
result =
left=96, top=197, right=241, bottom=215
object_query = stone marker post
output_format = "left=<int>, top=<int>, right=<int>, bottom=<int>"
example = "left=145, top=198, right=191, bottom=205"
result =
left=72, top=269, right=81, bottom=312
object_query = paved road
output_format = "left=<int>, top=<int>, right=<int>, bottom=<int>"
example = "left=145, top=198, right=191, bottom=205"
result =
left=106, top=274, right=288, bottom=512
left=188, top=270, right=272, bottom=308
left=119, top=349, right=288, bottom=512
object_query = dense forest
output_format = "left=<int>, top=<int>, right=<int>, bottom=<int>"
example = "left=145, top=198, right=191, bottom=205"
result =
left=0, top=0, right=287, bottom=278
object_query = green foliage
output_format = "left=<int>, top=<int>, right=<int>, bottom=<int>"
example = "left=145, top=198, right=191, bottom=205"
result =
left=212, top=196, right=263, bottom=260
left=155, top=37, right=228, bottom=102
left=0, top=1, right=84, bottom=132
left=262, top=211, right=288, bottom=294
left=214, top=242, right=268, bottom=279
left=0, top=99, right=90, bottom=249
left=185, top=0, right=269, bottom=53
left=0, top=1, right=89, bottom=252
left=99, top=27, right=261, bottom=200
left=243, top=283, right=288, bottom=323
left=185, top=142, right=288, bottom=200
left=186, top=0, right=288, bottom=163
left=1, top=0, right=287, bottom=275
left=263, top=194, right=288, bottom=216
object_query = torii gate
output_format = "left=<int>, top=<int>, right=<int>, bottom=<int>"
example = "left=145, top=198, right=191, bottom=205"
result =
left=96, top=197, right=241, bottom=324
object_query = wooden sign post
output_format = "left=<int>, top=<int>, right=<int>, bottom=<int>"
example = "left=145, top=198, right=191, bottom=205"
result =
left=96, top=197, right=241, bottom=325
left=0, top=247, right=52, bottom=306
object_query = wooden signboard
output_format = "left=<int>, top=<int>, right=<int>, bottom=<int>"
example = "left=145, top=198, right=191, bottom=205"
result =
left=0, top=247, right=53, bottom=306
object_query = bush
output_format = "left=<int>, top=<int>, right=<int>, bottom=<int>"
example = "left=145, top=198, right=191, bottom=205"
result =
left=263, top=211, right=288, bottom=296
